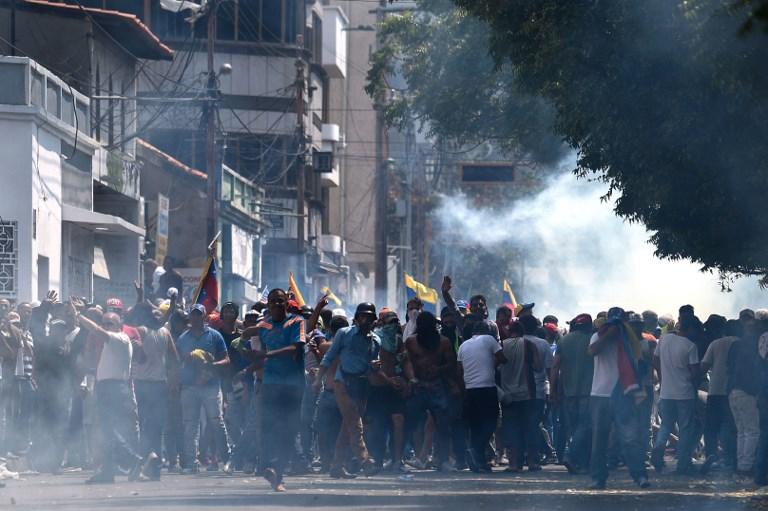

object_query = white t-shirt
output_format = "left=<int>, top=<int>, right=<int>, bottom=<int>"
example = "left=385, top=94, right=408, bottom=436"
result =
left=655, top=333, right=699, bottom=400
left=458, top=334, right=501, bottom=389
left=590, top=332, right=619, bottom=398
left=97, top=331, right=133, bottom=382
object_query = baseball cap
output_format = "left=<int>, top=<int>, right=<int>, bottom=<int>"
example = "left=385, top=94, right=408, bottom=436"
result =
left=106, top=297, right=124, bottom=310
left=569, top=313, right=593, bottom=327
left=355, top=302, right=377, bottom=317
left=543, top=322, right=559, bottom=334
left=190, top=303, right=207, bottom=315
left=514, top=303, right=535, bottom=316
left=455, top=300, right=469, bottom=310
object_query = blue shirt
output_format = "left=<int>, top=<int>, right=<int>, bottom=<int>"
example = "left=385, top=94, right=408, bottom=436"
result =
left=177, top=327, right=227, bottom=386
left=321, top=325, right=381, bottom=382
left=256, top=315, right=305, bottom=387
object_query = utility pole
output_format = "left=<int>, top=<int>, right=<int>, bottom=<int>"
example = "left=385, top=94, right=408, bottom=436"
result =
left=205, top=0, right=219, bottom=244
left=295, top=35, right=307, bottom=272
left=374, top=0, right=388, bottom=306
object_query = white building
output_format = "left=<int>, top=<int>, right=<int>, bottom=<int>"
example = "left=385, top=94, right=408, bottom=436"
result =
left=0, top=57, right=144, bottom=304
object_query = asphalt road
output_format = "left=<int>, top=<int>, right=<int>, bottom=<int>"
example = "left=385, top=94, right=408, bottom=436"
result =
left=2, top=466, right=767, bottom=511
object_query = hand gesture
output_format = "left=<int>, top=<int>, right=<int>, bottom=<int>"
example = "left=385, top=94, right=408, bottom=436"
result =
left=45, top=290, right=58, bottom=304
left=315, top=292, right=330, bottom=311
left=441, top=276, right=452, bottom=294
left=69, top=296, right=86, bottom=310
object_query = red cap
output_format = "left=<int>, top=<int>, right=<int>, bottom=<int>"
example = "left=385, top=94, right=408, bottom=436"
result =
left=287, top=299, right=300, bottom=311
left=543, top=322, right=559, bottom=334
left=569, top=313, right=593, bottom=327
left=106, top=298, right=124, bottom=310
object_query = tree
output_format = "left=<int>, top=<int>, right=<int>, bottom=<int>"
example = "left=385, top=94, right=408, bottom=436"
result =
left=366, top=0, right=568, bottom=166
left=435, top=0, right=768, bottom=278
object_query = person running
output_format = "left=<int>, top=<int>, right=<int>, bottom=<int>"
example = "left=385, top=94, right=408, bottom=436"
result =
left=242, top=289, right=306, bottom=492
left=403, top=311, right=457, bottom=472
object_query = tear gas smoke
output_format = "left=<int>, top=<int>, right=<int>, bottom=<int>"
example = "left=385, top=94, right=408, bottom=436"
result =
left=435, top=157, right=765, bottom=321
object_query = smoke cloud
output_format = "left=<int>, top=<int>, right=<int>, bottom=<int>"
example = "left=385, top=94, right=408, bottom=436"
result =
left=435, top=156, right=766, bottom=321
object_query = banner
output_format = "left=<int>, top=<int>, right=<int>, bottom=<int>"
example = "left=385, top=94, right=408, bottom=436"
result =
left=288, top=272, right=305, bottom=307
left=503, top=279, right=518, bottom=309
left=404, top=273, right=438, bottom=313
left=156, top=193, right=169, bottom=265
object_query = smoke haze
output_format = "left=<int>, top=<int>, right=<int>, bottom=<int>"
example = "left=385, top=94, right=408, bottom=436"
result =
left=435, top=157, right=766, bottom=321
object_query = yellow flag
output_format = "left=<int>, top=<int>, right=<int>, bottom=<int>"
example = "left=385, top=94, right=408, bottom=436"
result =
left=404, top=273, right=438, bottom=305
left=503, top=279, right=518, bottom=308
left=321, top=286, right=343, bottom=307
left=288, top=272, right=306, bottom=307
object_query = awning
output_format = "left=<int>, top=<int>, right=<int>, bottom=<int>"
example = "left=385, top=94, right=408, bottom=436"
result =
left=62, top=205, right=145, bottom=237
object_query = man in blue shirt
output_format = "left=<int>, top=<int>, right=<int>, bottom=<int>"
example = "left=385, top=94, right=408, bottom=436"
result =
left=176, top=304, right=231, bottom=473
left=316, top=303, right=383, bottom=479
left=242, top=288, right=305, bottom=492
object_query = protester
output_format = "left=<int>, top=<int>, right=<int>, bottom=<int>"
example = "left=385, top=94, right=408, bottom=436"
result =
left=651, top=314, right=701, bottom=474
left=176, top=304, right=231, bottom=474
left=316, top=303, right=383, bottom=479
left=457, top=319, right=506, bottom=472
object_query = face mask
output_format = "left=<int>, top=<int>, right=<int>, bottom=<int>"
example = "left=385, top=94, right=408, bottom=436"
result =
left=375, top=323, right=399, bottom=345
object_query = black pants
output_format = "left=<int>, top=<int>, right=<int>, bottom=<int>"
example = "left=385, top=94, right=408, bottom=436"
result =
left=704, top=394, right=736, bottom=468
left=261, top=384, right=303, bottom=483
left=463, top=387, right=499, bottom=466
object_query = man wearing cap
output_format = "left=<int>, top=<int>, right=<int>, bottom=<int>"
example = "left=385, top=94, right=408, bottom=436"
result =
left=176, top=304, right=231, bottom=474
left=550, top=313, right=594, bottom=474
left=240, top=288, right=306, bottom=492
left=316, top=303, right=383, bottom=479
left=441, top=276, right=500, bottom=342
left=78, top=309, right=156, bottom=484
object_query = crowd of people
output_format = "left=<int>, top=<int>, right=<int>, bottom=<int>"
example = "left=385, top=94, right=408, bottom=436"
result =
left=2, top=274, right=768, bottom=492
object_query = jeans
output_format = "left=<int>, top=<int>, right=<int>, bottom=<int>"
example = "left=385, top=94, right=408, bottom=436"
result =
left=704, top=394, right=736, bottom=468
left=405, top=384, right=452, bottom=465
left=261, top=384, right=302, bottom=483
left=134, top=380, right=168, bottom=458
left=562, top=396, right=591, bottom=470
left=652, top=399, right=696, bottom=472
left=365, top=386, right=398, bottom=464
left=754, top=394, right=768, bottom=483
left=299, top=379, right=319, bottom=463
left=95, top=380, right=141, bottom=475
left=502, top=400, right=537, bottom=468
left=165, top=385, right=183, bottom=466
left=316, top=389, right=342, bottom=470
left=231, top=379, right=263, bottom=468
left=333, top=381, right=370, bottom=470
left=450, top=400, right=467, bottom=466
left=730, top=389, right=760, bottom=472
left=463, top=387, right=499, bottom=468
left=224, top=386, right=249, bottom=461
left=181, top=384, right=230, bottom=468
left=590, top=396, right=648, bottom=484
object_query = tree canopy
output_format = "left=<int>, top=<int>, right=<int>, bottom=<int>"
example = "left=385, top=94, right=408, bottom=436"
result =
left=374, top=0, right=768, bottom=278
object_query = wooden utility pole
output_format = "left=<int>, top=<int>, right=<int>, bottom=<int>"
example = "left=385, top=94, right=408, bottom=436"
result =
left=205, top=0, right=219, bottom=244
left=295, top=36, right=307, bottom=256
left=374, top=0, right=388, bottom=306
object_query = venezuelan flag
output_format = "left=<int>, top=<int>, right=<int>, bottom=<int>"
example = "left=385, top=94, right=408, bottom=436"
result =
left=503, top=279, right=518, bottom=309
left=404, top=273, right=438, bottom=313
left=193, top=257, right=219, bottom=314
left=288, top=272, right=306, bottom=307
left=321, top=286, right=343, bottom=307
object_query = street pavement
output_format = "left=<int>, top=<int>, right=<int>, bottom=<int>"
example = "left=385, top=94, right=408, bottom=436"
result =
left=2, top=465, right=768, bottom=511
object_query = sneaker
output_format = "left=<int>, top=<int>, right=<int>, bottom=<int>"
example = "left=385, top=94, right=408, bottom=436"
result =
left=330, top=467, right=357, bottom=479
left=223, top=461, right=234, bottom=475
left=142, top=452, right=162, bottom=481
left=636, top=476, right=651, bottom=489
left=263, top=467, right=282, bottom=491
left=362, top=458, right=381, bottom=477
left=405, top=457, right=427, bottom=470
left=274, top=483, right=286, bottom=492
left=85, top=471, right=115, bottom=485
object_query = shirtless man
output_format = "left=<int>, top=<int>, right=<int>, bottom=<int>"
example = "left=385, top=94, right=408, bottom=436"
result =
left=403, top=311, right=457, bottom=471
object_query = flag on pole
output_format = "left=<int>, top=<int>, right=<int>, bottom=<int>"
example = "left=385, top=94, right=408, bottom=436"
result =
left=404, top=273, right=438, bottom=313
left=259, top=285, right=269, bottom=304
left=321, top=286, right=343, bottom=307
left=502, top=279, right=518, bottom=309
left=193, top=256, right=218, bottom=313
left=288, top=272, right=306, bottom=307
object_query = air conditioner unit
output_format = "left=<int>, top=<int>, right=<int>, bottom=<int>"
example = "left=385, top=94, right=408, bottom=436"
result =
left=313, top=150, right=334, bottom=173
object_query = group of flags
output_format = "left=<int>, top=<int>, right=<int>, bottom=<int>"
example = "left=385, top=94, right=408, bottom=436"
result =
left=192, top=243, right=519, bottom=316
